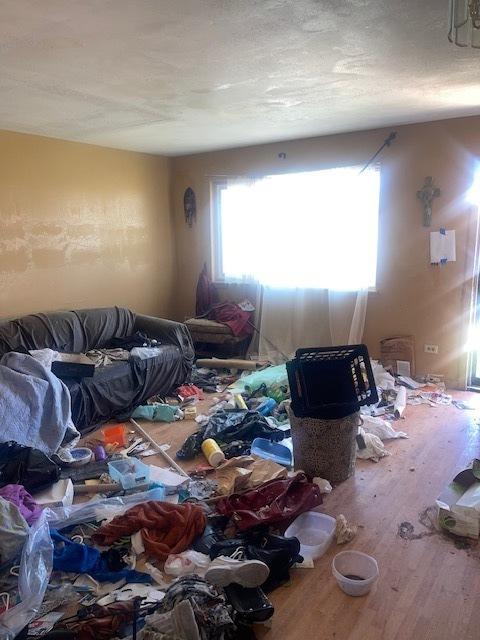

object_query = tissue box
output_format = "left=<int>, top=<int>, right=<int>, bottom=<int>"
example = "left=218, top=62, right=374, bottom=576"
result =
left=436, top=481, right=480, bottom=539
left=34, top=479, right=74, bottom=508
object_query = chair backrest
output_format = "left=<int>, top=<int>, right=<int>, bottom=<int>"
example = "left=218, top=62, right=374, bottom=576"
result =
left=0, top=307, right=136, bottom=356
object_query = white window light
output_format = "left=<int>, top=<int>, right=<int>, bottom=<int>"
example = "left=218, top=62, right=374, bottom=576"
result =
left=212, top=166, right=381, bottom=291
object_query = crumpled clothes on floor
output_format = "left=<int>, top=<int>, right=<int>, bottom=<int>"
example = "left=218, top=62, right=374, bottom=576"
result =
left=215, top=472, right=323, bottom=531
left=0, top=483, right=43, bottom=525
left=132, top=403, right=182, bottom=422
left=92, top=501, right=206, bottom=561
left=208, top=302, right=253, bottom=338
left=191, top=367, right=222, bottom=393
left=107, top=331, right=159, bottom=350
left=183, top=479, right=218, bottom=501
left=51, top=530, right=152, bottom=583
left=153, top=575, right=236, bottom=640
left=0, top=497, right=29, bottom=563
left=176, top=384, right=204, bottom=401
left=0, top=442, right=60, bottom=493
left=72, top=600, right=137, bottom=640
left=139, top=600, right=199, bottom=640
left=176, top=410, right=284, bottom=460
left=86, top=348, right=130, bottom=367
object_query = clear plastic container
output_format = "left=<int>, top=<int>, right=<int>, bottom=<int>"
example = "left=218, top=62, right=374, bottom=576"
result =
left=332, top=550, right=379, bottom=596
left=108, top=457, right=151, bottom=489
left=285, top=511, right=336, bottom=559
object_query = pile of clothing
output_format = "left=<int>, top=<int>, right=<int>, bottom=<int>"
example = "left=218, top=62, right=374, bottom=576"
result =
left=0, top=463, right=324, bottom=639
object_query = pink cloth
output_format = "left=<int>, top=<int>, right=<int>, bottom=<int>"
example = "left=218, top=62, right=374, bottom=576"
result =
left=0, top=484, right=43, bottom=525
left=210, top=302, right=253, bottom=338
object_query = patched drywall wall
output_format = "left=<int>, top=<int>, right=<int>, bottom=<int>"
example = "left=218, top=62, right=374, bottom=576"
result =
left=0, top=130, right=174, bottom=319
left=172, top=117, right=480, bottom=388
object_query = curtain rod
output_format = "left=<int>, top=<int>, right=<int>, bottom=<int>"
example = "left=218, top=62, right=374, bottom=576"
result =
left=205, top=133, right=398, bottom=179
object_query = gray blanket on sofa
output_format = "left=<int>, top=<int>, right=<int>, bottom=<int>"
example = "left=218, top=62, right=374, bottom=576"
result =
left=0, top=352, right=75, bottom=455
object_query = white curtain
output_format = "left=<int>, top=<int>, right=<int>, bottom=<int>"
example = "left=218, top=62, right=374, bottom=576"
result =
left=258, top=287, right=369, bottom=363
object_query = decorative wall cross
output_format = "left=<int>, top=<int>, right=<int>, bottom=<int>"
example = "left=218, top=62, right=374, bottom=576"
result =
left=417, top=177, right=441, bottom=227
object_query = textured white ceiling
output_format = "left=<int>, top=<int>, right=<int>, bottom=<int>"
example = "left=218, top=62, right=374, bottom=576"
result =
left=1, top=0, right=480, bottom=155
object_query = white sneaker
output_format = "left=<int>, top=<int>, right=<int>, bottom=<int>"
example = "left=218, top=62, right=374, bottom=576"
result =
left=205, top=551, right=270, bottom=588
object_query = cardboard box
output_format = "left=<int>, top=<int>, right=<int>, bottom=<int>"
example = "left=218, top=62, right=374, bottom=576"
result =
left=380, top=336, right=415, bottom=376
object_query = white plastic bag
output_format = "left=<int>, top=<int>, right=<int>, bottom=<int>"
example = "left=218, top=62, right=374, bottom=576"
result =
left=0, top=488, right=163, bottom=640
left=356, top=427, right=390, bottom=463
left=164, top=550, right=210, bottom=577
left=360, top=415, right=408, bottom=440
left=371, top=360, right=396, bottom=390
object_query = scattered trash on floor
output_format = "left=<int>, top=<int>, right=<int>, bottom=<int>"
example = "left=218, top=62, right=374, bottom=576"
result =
left=356, top=428, right=390, bottom=463
left=335, top=514, right=358, bottom=545
left=397, top=505, right=480, bottom=553
left=397, top=520, right=434, bottom=541
left=0, top=309, right=474, bottom=640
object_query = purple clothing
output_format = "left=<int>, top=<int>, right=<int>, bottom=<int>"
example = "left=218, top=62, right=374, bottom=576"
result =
left=0, top=484, right=43, bottom=525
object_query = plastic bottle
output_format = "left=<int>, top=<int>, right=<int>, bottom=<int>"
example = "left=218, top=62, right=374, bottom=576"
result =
left=201, top=438, right=225, bottom=467
left=256, top=397, right=277, bottom=416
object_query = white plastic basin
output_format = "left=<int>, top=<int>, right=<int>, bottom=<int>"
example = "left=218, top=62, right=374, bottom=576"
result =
left=285, top=511, right=336, bottom=559
left=332, top=550, right=379, bottom=596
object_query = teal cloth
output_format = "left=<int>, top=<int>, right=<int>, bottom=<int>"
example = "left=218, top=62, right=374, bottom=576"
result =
left=131, top=403, right=180, bottom=422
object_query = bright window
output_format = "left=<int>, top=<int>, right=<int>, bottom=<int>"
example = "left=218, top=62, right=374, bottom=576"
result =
left=212, top=166, right=381, bottom=291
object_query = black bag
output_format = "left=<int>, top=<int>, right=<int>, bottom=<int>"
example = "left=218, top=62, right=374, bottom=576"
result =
left=0, top=442, right=60, bottom=492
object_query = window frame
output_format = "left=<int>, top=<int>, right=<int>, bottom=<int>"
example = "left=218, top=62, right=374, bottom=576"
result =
left=211, top=179, right=228, bottom=283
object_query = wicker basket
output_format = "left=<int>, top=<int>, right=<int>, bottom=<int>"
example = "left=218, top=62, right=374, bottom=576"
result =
left=288, top=408, right=358, bottom=483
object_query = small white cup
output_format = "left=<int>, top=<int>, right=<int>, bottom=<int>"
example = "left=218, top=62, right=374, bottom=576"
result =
left=332, top=550, right=379, bottom=596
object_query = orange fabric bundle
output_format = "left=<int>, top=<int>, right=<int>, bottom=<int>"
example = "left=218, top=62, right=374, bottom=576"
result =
left=92, top=501, right=206, bottom=560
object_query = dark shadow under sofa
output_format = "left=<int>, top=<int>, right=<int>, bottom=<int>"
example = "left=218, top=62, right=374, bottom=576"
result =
left=0, top=306, right=194, bottom=433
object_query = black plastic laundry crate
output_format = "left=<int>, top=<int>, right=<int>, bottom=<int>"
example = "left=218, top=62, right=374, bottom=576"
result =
left=286, top=344, right=378, bottom=419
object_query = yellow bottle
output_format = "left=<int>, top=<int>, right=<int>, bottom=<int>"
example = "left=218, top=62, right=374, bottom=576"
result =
left=201, top=438, right=225, bottom=468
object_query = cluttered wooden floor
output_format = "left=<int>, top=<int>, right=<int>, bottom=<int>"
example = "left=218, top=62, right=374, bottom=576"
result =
left=133, top=390, right=480, bottom=640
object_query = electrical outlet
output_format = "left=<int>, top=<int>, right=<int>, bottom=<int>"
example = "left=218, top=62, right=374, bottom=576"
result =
left=424, top=344, right=439, bottom=354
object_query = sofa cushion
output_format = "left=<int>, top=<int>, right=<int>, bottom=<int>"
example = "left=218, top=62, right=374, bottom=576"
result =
left=0, top=307, right=135, bottom=356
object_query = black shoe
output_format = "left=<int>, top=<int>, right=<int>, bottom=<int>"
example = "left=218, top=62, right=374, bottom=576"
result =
left=245, top=545, right=293, bottom=593
left=224, top=584, right=274, bottom=624
left=209, top=531, right=302, bottom=593
left=191, top=518, right=229, bottom=556
left=243, top=532, right=303, bottom=593
left=208, top=538, right=248, bottom=560
left=247, top=532, right=302, bottom=564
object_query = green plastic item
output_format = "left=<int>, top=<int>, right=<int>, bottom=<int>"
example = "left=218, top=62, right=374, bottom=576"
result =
left=229, top=364, right=290, bottom=402
left=131, top=403, right=180, bottom=422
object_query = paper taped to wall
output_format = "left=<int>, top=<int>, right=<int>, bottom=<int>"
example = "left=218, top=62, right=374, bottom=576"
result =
left=430, top=229, right=456, bottom=264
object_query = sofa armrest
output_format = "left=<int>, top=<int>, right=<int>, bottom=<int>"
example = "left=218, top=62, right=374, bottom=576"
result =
left=134, top=314, right=195, bottom=363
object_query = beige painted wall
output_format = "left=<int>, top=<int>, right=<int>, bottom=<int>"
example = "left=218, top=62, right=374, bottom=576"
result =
left=0, top=130, right=175, bottom=319
left=172, top=117, right=480, bottom=388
